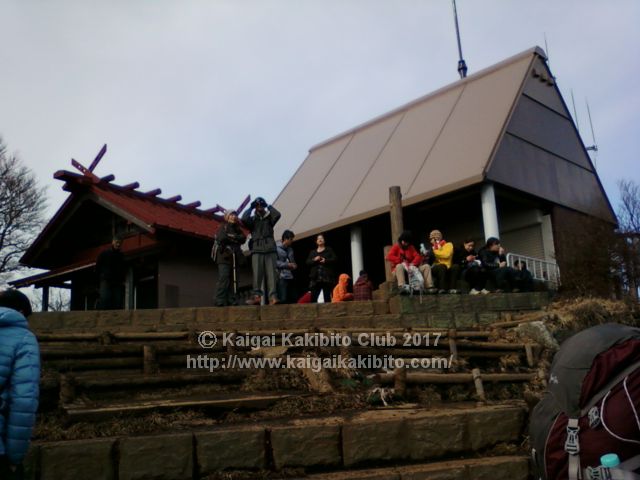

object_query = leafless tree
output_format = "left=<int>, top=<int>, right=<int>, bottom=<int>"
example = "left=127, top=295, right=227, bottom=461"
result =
left=31, top=287, right=71, bottom=312
left=0, top=137, right=47, bottom=281
left=616, top=180, right=640, bottom=299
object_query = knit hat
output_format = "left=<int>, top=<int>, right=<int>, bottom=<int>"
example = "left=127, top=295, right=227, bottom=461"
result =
left=429, top=230, right=443, bottom=241
left=224, top=210, right=238, bottom=222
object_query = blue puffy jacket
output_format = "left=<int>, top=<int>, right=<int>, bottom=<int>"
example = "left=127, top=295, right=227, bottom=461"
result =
left=0, top=307, right=40, bottom=465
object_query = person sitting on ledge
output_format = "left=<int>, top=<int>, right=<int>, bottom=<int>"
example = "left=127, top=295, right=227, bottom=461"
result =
left=428, top=230, right=455, bottom=294
left=353, top=270, right=374, bottom=301
left=478, top=237, right=517, bottom=293
left=386, top=231, right=431, bottom=294
left=332, top=274, right=354, bottom=302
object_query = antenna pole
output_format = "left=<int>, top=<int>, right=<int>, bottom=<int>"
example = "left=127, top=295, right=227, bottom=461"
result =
left=452, top=0, right=468, bottom=78
left=570, top=90, right=580, bottom=132
left=585, top=98, right=598, bottom=171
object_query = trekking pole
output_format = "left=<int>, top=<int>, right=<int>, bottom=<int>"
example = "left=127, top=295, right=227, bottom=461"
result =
left=232, top=252, right=238, bottom=295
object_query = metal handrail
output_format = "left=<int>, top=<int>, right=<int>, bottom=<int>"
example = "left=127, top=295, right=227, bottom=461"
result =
left=506, top=253, right=561, bottom=288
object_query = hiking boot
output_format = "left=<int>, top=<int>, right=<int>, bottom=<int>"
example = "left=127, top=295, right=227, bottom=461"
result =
left=245, top=295, right=262, bottom=305
left=469, top=288, right=480, bottom=295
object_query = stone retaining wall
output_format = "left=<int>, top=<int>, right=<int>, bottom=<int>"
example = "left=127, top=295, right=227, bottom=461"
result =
left=25, top=404, right=525, bottom=480
left=29, top=292, right=550, bottom=333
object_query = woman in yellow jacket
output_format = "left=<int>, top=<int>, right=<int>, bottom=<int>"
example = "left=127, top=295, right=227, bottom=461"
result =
left=428, top=230, right=456, bottom=294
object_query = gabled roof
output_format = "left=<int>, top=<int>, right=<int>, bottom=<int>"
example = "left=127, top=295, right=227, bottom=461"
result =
left=273, top=46, right=615, bottom=239
left=21, top=170, right=224, bottom=266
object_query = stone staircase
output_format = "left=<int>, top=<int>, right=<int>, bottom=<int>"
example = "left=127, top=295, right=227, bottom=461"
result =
left=26, top=291, right=552, bottom=480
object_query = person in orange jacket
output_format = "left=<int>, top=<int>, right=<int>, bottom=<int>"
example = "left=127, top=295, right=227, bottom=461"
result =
left=332, top=273, right=354, bottom=302
left=427, top=230, right=456, bottom=293
left=386, top=231, right=432, bottom=294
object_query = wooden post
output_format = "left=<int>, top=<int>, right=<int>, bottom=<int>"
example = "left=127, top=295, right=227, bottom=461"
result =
left=389, top=186, right=404, bottom=244
left=42, top=286, right=50, bottom=312
left=448, top=329, right=459, bottom=369
left=394, top=366, right=407, bottom=398
left=226, top=331, right=237, bottom=356
left=525, top=344, right=535, bottom=368
left=143, top=345, right=159, bottom=374
left=59, top=374, right=76, bottom=405
left=472, top=368, right=487, bottom=404
left=384, top=246, right=393, bottom=282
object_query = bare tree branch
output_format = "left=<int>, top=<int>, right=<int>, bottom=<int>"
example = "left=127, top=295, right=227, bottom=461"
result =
left=0, top=136, right=47, bottom=281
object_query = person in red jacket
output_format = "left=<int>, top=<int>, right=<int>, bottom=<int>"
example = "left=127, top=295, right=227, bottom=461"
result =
left=386, top=231, right=432, bottom=294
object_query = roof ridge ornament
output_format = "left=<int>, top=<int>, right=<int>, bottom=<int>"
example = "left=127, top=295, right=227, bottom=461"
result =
left=71, top=144, right=107, bottom=183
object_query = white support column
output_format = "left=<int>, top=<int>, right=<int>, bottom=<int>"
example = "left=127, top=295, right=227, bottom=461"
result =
left=481, top=183, right=500, bottom=241
left=350, top=225, right=364, bottom=280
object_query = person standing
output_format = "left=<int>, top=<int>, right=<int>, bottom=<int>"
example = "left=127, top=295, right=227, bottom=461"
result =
left=213, top=210, right=246, bottom=306
left=96, top=237, right=126, bottom=309
left=306, top=234, right=337, bottom=302
left=0, top=289, right=40, bottom=480
left=242, top=197, right=281, bottom=305
left=276, top=230, right=297, bottom=304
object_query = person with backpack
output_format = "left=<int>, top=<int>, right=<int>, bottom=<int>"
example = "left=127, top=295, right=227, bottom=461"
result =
left=213, top=210, right=246, bottom=306
left=530, top=323, right=640, bottom=480
left=386, top=231, right=431, bottom=294
left=242, top=197, right=281, bottom=305
left=276, top=230, right=297, bottom=304
left=0, top=289, right=40, bottom=480
left=353, top=270, right=374, bottom=301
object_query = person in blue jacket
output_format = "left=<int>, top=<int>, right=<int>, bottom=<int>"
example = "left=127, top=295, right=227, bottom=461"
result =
left=0, top=289, right=40, bottom=480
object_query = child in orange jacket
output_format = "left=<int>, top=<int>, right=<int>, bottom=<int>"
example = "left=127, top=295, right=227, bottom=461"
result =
left=332, top=274, right=354, bottom=302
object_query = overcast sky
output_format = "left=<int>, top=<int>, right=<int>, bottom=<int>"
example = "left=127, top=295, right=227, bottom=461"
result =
left=1, top=0, right=639, bottom=223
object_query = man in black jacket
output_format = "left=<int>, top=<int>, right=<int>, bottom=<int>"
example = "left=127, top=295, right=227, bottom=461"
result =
left=451, top=238, right=481, bottom=294
left=242, top=197, right=281, bottom=305
left=96, top=238, right=126, bottom=309
left=477, top=237, right=517, bottom=292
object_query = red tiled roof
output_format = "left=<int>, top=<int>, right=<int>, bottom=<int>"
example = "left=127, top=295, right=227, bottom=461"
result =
left=58, top=171, right=224, bottom=239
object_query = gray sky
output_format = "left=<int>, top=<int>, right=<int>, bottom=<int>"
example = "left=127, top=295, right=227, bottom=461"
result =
left=1, top=0, right=639, bottom=222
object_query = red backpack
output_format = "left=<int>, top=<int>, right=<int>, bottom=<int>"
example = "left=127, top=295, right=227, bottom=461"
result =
left=530, top=323, right=640, bottom=480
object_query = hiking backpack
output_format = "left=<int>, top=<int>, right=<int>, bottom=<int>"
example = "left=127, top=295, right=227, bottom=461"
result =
left=407, top=265, right=425, bottom=292
left=530, top=323, right=640, bottom=480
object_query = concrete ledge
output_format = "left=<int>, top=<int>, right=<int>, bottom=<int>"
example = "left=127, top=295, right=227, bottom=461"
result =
left=119, top=433, right=193, bottom=480
left=30, top=404, right=526, bottom=479
left=271, top=423, right=341, bottom=469
left=40, top=438, right=115, bottom=480
left=196, top=427, right=265, bottom=473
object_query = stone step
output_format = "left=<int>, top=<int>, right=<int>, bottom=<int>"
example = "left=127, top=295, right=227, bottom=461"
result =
left=303, top=455, right=529, bottom=480
left=27, top=403, right=526, bottom=480
left=63, top=391, right=303, bottom=423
